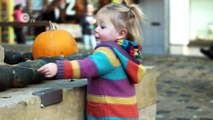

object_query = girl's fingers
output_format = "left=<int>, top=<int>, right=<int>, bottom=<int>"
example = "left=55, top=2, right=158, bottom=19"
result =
left=45, top=73, right=54, bottom=78
left=37, top=65, right=46, bottom=71
left=37, top=64, right=50, bottom=73
left=37, top=63, right=57, bottom=78
left=44, top=70, right=55, bottom=78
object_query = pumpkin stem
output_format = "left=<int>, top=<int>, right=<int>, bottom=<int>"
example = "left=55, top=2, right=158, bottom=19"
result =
left=49, top=21, right=57, bottom=30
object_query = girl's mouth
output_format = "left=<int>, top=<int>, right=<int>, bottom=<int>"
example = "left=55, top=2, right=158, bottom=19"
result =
left=95, top=37, right=100, bottom=40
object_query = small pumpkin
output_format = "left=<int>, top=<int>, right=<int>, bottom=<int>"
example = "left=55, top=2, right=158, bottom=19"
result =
left=32, top=22, right=79, bottom=59
left=22, top=52, right=33, bottom=61
left=0, top=66, right=13, bottom=91
left=4, top=51, right=23, bottom=64
left=16, top=59, right=47, bottom=84
left=11, top=66, right=32, bottom=88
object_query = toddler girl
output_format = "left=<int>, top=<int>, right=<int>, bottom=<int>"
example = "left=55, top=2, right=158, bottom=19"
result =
left=38, top=0, right=146, bottom=119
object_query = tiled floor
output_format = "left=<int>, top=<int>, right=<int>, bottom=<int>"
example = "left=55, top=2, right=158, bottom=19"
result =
left=143, top=55, right=213, bottom=120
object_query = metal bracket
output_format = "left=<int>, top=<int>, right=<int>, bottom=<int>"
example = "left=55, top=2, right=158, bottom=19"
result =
left=32, top=88, right=63, bottom=108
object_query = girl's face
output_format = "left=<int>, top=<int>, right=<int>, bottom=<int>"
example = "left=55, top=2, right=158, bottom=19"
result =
left=94, top=15, right=119, bottom=43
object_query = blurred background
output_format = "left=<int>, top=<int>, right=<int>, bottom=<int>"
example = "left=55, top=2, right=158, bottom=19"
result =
left=0, top=0, right=212, bottom=56
left=0, top=0, right=213, bottom=119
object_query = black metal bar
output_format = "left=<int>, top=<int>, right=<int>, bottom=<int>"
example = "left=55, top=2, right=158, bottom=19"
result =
left=32, top=88, right=63, bottom=108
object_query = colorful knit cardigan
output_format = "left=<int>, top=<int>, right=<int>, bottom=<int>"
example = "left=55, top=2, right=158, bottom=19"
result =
left=56, top=41, right=146, bottom=120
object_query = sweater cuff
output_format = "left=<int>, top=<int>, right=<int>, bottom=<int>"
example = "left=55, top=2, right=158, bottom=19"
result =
left=56, top=60, right=64, bottom=79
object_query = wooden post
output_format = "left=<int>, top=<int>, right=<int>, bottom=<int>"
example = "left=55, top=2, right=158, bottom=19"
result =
left=0, top=0, right=2, bottom=42
left=112, top=0, right=121, bottom=3
left=7, top=0, right=14, bottom=44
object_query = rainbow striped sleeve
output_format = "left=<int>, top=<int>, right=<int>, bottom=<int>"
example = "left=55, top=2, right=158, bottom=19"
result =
left=56, top=47, right=120, bottom=79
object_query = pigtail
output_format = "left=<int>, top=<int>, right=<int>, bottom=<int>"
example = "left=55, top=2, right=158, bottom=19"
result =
left=129, top=4, right=144, bottom=21
left=124, top=3, right=144, bottom=44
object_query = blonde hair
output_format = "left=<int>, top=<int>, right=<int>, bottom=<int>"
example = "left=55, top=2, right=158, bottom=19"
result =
left=96, top=0, right=144, bottom=44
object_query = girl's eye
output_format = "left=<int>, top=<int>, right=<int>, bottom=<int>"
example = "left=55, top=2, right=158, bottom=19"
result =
left=101, top=26, right=105, bottom=29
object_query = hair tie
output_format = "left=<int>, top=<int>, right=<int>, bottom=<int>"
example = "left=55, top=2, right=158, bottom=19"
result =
left=129, top=6, right=132, bottom=12
left=121, top=0, right=134, bottom=18
left=129, top=6, right=134, bottom=17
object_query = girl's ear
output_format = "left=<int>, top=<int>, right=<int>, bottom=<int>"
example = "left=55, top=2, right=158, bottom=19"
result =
left=116, top=29, right=128, bottom=40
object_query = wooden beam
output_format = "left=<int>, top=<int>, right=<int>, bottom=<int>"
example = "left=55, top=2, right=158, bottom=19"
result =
left=0, top=21, right=50, bottom=27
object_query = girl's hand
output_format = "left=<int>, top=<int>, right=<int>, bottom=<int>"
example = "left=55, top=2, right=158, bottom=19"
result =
left=37, top=63, right=57, bottom=78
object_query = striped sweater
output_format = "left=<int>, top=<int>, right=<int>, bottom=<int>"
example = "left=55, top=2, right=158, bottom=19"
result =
left=56, top=41, right=146, bottom=120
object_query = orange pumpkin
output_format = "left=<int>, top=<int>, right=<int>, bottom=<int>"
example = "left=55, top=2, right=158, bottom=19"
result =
left=32, top=23, right=78, bottom=59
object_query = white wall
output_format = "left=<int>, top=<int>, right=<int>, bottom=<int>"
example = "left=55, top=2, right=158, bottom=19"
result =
left=190, top=0, right=213, bottom=40
left=169, top=0, right=190, bottom=45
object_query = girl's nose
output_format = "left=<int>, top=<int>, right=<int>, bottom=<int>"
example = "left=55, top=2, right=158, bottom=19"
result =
left=94, top=27, right=98, bottom=34
left=94, top=30, right=98, bottom=34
